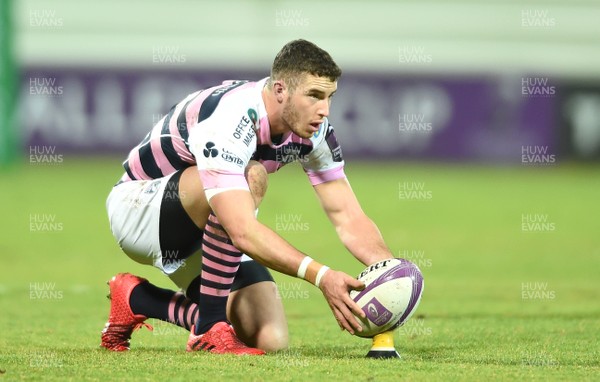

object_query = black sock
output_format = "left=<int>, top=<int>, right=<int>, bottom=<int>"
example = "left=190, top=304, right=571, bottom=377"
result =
left=188, top=275, right=229, bottom=335
left=130, top=282, right=199, bottom=330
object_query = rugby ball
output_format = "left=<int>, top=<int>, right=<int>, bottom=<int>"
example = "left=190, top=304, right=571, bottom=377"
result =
left=350, top=258, right=424, bottom=338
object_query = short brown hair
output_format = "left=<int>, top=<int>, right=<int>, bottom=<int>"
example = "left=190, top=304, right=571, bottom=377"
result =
left=270, top=39, right=342, bottom=90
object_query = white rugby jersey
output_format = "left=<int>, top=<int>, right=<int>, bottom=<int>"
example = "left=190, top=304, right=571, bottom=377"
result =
left=119, top=78, right=345, bottom=197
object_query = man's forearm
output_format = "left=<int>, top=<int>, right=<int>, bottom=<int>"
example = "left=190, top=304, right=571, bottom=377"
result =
left=336, top=214, right=393, bottom=266
left=232, top=220, right=308, bottom=277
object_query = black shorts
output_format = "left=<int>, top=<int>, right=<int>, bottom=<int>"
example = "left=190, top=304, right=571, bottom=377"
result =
left=158, top=169, right=273, bottom=291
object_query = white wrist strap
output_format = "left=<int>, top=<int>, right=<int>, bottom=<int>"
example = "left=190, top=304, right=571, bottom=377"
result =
left=297, top=256, right=313, bottom=279
left=315, top=266, right=330, bottom=287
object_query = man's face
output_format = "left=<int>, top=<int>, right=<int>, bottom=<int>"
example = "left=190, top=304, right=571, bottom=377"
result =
left=281, top=74, right=337, bottom=139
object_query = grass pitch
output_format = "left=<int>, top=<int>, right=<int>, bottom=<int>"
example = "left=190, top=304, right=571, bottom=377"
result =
left=0, top=158, right=598, bottom=381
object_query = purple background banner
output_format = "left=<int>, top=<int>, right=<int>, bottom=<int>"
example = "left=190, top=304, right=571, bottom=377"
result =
left=21, top=68, right=558, bottom=162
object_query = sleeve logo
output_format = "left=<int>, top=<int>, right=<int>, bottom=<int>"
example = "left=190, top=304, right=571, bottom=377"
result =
left=203, top=142, right=219, bottom=158
left=325, top=128, right=343, bottom=162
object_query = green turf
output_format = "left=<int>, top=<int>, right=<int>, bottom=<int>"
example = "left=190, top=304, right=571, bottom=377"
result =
left=0, top=158, right=599, bottom=381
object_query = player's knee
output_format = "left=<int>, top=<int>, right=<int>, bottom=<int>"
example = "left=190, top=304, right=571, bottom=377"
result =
left=245, top=160, right=268, bottom=207
left=179, top=166, right=207, bottom=204
left=256, top=325, right=289, bottom=353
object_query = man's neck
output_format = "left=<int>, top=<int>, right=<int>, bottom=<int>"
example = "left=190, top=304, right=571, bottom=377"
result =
left=261, top=87, right=287, bottom=138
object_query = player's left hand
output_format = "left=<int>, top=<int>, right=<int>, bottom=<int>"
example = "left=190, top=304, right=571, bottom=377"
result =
left=318, top=269, right=366, bottom=335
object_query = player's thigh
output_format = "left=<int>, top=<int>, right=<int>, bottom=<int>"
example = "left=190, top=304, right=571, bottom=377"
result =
left=158, top=168, right=210, bottom=273
left=227, top=261, right=288, bottom=352
left=177, top=165, right=211, bottom=229
left=106, top=168, right=208, bottom=276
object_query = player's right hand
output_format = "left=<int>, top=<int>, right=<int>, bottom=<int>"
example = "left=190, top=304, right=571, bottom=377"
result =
left=318, top=269, right=366, bottom=335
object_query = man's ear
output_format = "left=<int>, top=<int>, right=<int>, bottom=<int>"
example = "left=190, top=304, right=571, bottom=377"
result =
left=273, top=80, right=286, bottom=103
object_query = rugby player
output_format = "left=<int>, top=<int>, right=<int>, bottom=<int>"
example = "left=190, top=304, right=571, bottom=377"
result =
left=101, top=39, right=394, bottom=355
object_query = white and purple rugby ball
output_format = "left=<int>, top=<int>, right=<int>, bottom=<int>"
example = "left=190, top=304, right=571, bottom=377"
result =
left=350, top=258, right=424, bottom=338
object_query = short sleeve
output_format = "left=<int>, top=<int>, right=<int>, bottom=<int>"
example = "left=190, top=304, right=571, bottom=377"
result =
left=301, top=119, right=346, bottom=186
left=188, top=97, right=258, bottom=199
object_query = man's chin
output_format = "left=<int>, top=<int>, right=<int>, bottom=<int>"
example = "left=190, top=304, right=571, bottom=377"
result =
left=290, top=126, right=312, bottom=139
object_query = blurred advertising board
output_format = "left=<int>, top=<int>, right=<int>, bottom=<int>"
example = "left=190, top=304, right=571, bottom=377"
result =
left=21, top=68, right=565, bottom=162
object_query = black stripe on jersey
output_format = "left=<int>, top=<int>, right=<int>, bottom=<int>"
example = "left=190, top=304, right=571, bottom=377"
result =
left=160, top=106, right=190, bottom=169
left=138, top=138, right=164, bottom=179
left=197, top=81, right=248, bottom=123
left=175, top=98, right=195, bottom=143
left=252, top=142, right=313, bottom=163
left=123, top=161, right=136, bottom=180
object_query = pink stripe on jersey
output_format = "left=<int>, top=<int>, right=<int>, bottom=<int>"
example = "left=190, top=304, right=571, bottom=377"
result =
left=177, top=91, right=212, bottom=163
left=201, top=271, right=235, bottom=285
left=305, top=166, right=346, bottom=186
left=129, top=149, right=150, bottom=180
left=199, top=169, right=248, bottom=189
left=150, top=127, right=177, bottom=175
left=203, top=235, right=241, bottom=261
left=200, top=285, right=230, bottom=297
left=167, top=101, right=194, bottom=163
left=201, top=257, right=239, bottom=274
